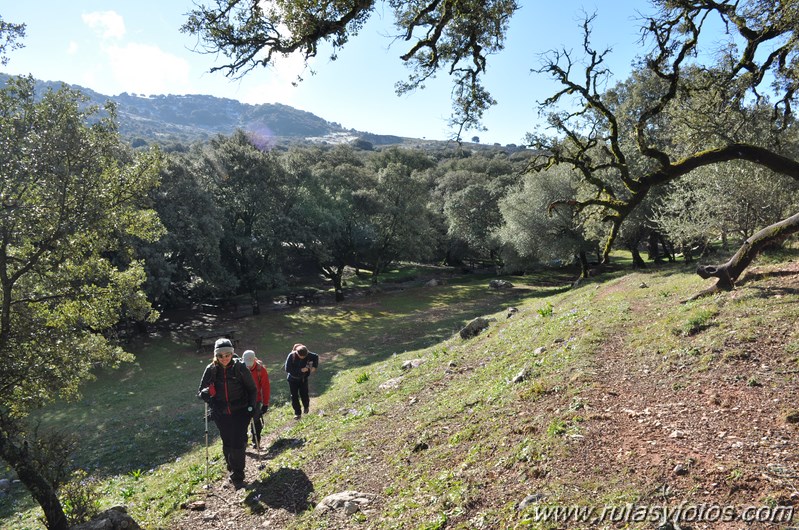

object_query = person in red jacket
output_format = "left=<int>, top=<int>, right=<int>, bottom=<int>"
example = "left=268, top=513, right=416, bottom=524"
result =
left=241, top=349, right=270, bottom=448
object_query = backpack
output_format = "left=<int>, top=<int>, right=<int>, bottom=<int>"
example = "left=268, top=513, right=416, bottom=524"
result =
left=199, top=358, right=247, bottom=400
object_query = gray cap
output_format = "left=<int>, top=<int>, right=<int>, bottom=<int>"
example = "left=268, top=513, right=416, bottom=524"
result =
left=241, top=350, right=256, bottom=368
left=214, top=338, right=234, bottom=356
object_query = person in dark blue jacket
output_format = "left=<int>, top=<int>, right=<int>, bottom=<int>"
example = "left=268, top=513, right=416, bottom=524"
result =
left=284, top=343, right=319, bottom=420
left=198, top=338, right=256, bottom=486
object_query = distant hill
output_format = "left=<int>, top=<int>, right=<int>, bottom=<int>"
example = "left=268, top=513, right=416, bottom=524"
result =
left=0, top=73, right=416, bottom=147
left=0, top=74, right=529, bottom=152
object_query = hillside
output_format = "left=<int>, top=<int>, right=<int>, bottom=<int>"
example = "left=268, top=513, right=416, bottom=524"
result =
left=162, top=258, right=799, bottom=530
left=2, top=257, right=797, bottom=530
left=0, top=74, right=534, bottom=153
left=0, top=73, right=416, bottom=147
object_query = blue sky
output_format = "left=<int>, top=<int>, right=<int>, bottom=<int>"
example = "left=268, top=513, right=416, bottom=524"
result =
left=2, top=1, right=654, bottom=144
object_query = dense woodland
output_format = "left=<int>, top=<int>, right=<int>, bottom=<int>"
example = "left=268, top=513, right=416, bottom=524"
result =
left=3, top=1, right=799, bottom=528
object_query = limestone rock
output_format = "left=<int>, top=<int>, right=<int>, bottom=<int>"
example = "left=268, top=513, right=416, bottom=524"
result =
left=71, top=506, right=141, bottom=530
left=489, top=279, right=514, bottom=289
left=459, top=317, right=490, bottom=339
left=315, top=491, right=377, bottom=515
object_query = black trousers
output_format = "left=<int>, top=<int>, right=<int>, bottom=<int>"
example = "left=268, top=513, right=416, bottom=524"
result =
left=213, top=408, right=250, bottom=479
left=288, top=377, right=309, bottom=416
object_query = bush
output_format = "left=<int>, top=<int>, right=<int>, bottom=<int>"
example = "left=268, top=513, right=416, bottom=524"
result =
left=59, top=469, right=102, bottom=527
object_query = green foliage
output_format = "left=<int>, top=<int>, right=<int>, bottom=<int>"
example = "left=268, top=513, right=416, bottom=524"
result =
left=355, top=372, right=370, bottom=384
left=546, top=418, right=568, bottom=437
left=0, top=16, right=26, bottom=66
left=58, top=470, right=101, bottom=527
left=0, top=75, right=163, bottom=529
left=0, top=77, right=163, bottom=413
left=182, top=1, right=519, bottom=135
left=193, top=130, right=294, bottom=293
left=537, top=302, right=554, bottom=317
left=679, top=307, right=717, bottom=336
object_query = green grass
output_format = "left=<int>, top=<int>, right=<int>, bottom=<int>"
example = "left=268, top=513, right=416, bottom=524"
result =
left=0, top=269, right=551, bottom=528
left=3, top=250, right=798, bottom=529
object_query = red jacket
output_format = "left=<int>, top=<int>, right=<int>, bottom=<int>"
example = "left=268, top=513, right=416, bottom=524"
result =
left=249, top=360, right=271, bottom=406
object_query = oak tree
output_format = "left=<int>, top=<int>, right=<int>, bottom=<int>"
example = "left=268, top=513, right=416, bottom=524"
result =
left=181, top=0, right=519, bottom=137
left=528, top=1, right=799, bottom=293
left=0, top=77, right=162, bottom=530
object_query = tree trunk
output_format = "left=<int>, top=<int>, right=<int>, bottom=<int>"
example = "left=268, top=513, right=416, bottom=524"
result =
left=0, top=430, right=68, bottom=530
left=321, top=265, right=346, bottom=302
left=696, top=211, right=799, bottom=290
left=332, top=269, right=345, bottom=302
left=628, top=244, right=646, bottom=268
left=659, top=234, right=676, bottom=262
left=578, top=250, right=590, bottom=279
left=647, top=231, right=661, bottom=262
left=681, top=242, right=694, bottom=263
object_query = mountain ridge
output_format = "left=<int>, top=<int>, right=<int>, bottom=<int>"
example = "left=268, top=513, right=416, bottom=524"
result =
left=0, top=73, right=412, bottom=147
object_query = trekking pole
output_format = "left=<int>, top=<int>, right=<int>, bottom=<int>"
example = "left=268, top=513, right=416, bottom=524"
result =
left=251, top=416, right=265, bottom=470
left=204, top=402, right=210, bottom=482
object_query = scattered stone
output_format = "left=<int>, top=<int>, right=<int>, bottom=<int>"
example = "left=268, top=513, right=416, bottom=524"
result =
left=448, top=360, right=457, bottom=368
left=669, top=430, right=685, bottom=439
left=639, top=282, right=649, bottom=288
left=0, top=479, right=11, bottom=492
left=402, top=359, right=425, bottom=370
left=425, top=279, right=440, bottom=287
left=315, top=491, right=377, bottom=515
left=489, top=279, right=514, bottom=289
left=379, top=377, right=403, bottom=390
left=533, top=346, right=547, bottom=355
left=182, top=500, right=206, bottom=511
left=673, top=464, right=689, bottom=476
left=506, top=307, right=519, bottom=318
left=72, top=506, right=141, bottom=530
left=518, top=493, right=546, bottom=510
left=412, top=442, right=429, bottom=453
left=511, top=367, right=529, bottom=384
left=459, top=317, right=490, bottom=339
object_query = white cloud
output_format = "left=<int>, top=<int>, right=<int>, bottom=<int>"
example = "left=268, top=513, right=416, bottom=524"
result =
left=235, top=53, right=311, bottom=106
left=106, top=43, right=191, bottom=95
left=82, top=11, right=126, bottom=40
left=67, top=41, right=79, bottom=55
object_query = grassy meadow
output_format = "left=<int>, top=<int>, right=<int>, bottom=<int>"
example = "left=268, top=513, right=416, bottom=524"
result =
left=1, top=252, right=798, bottom=529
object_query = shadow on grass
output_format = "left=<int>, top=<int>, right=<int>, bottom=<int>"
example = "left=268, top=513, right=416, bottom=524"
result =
left=244, top=467, right=314, bottom=514
left=261, top=437, right=305, bottom=461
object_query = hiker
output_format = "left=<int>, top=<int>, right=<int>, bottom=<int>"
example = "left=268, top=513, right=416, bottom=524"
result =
left=284, top=343, right=319, bottom=420
left=197, top=338, right=257, bottom=485
left=241, top=349, right=270, bottom=448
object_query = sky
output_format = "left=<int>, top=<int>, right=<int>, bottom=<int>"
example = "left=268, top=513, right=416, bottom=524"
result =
left=2, top=1, right=655, bottom=145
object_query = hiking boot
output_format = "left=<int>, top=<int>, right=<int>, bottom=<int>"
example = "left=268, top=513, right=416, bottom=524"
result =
left=303, top=407, right=309, bottom=414
left=230, top=472, right=245, bottom=485
left=294, top=414, right=301, bottom=420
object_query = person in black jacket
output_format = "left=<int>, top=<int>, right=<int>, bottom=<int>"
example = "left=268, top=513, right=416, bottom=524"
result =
left=284, top=343, right=319, bottom=420
left=198, top=338, right=257, bottom=485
